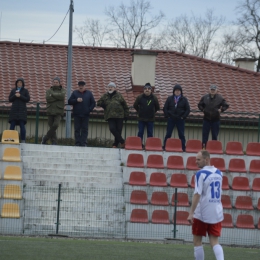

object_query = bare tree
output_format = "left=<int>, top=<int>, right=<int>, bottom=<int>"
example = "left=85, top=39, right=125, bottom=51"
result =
left=105, top=0, right=164, bottom=48
left=151, top=9, right=224, bottom=59
left=74, top=18, right=111, bottom=46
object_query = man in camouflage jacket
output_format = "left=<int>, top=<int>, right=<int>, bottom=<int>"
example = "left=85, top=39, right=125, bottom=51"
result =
left=42, top=77, right=66, bottom=145
left=97, top=82, right=129, bottom=148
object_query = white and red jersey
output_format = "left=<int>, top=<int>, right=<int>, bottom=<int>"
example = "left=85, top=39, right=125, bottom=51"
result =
left=193, top=166, right=224, bottom=224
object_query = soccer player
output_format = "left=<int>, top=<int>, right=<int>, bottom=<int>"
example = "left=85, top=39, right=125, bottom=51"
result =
left=187, top=150, right=224, bottom=260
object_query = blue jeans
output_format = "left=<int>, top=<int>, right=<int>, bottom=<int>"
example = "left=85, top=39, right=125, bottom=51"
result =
left=163, top=118, right=186, bottom=151
left=137, top=121, right=154, bottom=143
left=10, top=120, right=26, bottom=141
left=202, top=120, right=220, bottom=146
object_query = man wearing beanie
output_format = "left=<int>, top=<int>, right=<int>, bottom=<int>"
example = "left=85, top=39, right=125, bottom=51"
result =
left=42, top=77, right=65, bottom=145
left=198, top=85, right=229, bottom=148
left=163, top=84, right=190, bottom=151
left=133, top=83, right=160, bottom=147
left=97, top=82, right=129, bottom=148
left=68, top=81, right=96, bottom=146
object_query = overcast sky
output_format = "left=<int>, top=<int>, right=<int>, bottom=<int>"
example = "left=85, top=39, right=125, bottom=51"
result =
left=0, top=0, right=241, bottom=45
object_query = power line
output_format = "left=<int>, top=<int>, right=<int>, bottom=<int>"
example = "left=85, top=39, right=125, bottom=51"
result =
left=45, top=8, right=70, bottom=43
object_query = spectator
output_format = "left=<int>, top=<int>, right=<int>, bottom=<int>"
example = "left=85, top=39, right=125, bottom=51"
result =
left=8, top=78, right=30, bottom=143
left=68, top=81, right=96, bottom=146
left=97, top=82, right=129, bottom=148
left=187, top=150, right=224, bottom=260
left=198, top=85, right=229, bottom=148
left=163, top=84, right=190, bottom=151
left=42, top=77, right=65, bottom=145
left=133, top=83, right=160, bottom=147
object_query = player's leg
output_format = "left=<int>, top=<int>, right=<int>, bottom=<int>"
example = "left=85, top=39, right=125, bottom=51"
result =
left=192, top=218, right=206, bottom=260
left=208, top=222, right=224, bottom=260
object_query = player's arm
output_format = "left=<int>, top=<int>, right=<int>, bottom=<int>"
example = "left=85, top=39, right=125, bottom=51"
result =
left=187, top=193, right=201, bottom=224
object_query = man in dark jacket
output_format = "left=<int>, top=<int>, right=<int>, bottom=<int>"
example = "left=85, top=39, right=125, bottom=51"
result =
left=9, top=78, right=30, bottom=143
left=163, top=84, right=190, bottom=151
left=68, top=81, right=96, bottom=146
left=133, top=83, right=160, bottom=146
left=198, top=85, right=229, bottom=148
left=42, top=77, right=66, bottom=145
left=97, top=82, right=129, bottom=148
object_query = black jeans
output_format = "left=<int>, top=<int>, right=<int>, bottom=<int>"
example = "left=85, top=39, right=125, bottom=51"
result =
left=108, top=118, right=124, bottom=146
left=74, top=116, right=89, bottom=146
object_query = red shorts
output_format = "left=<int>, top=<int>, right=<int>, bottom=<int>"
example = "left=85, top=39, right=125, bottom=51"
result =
left=192, top=218, right=222, bottom=237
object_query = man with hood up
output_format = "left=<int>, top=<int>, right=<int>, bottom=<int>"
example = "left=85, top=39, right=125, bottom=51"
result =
left=9, top=78, right=30, bottom=143
left=163, top=84, right=190, bottom=151
left=42, top=77, right=65, bottom=145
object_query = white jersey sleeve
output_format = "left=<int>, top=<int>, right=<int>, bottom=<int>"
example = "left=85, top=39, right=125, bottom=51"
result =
left=193, top=166, right=224, bottom=224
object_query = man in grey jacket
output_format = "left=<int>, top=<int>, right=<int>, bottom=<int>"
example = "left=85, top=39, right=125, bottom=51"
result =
left=198, top=85, right=229, bottom=148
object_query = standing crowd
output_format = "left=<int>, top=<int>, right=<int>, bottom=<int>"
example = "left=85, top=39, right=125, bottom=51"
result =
left=8, top=77, right=229, bottom=149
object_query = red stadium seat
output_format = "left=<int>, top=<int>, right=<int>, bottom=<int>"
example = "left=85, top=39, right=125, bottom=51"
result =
left=165, top=138, right=182, bottom=152
left=130, top=209, right=149, bottom=223
left=150, top=191, right=169, bottom=206
left=228, top=158, right=247, bottom=173
left=149, top=172, right=167, bottom=187
left=249, top=159, right=260, bottom=174
left=130, top=190, right=148, bottom=205
left=225, top=141, right=243, bottom=155
left=127, top=154, right=144, bottom=168
left=222, top=213, right=234, bottom=228
left=190, top=174, right=195, bottom=188
left=129, top=171, right=146, bottom=186
left=173, top=211, right=190, bottom=225
left=257, top=198, right=260, bottom=210
left=246, top=142, right=260, bottom=156
left=145, top=137, right=163, bottom=151
left=167, top=156, right=185, bottom=170
left=206, top=140, right=223, bottom=154
left=170, top=173, right=188, bottom=188
left=222, top=176, right=230, bottom=190
left=232, top=176, right=250, bottom=191
left=234, top=196, right=254, bottom=210
left=151, top=210, right=170, bottom=224
left=221, top=195, right=232, bottom=209
left=125, top=137, right=143, bottom=150
left=236, top=214, right=255, bottom=229
left=252, top=178, right=260, bottom=191
left=186, top=157, right=199, bottom=170
left=210, top=158, right=226, bottom=172
left=147, top=154, right=164, bottom=169
left=171, top=192, right=190, bottom=207
left=186, top=139, right=202, bottom=153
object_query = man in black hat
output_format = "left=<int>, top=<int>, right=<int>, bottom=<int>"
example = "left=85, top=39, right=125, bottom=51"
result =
left=198, top=85, right=229, bottom=148
left=68, top=81, right=96, bottom=146
left=133, top=83, right=160, bottom=147
left=163, top=84, right=190, bottom=151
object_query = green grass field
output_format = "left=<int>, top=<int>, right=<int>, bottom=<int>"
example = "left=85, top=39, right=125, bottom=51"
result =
left=0, top=236, right=259, bottom=260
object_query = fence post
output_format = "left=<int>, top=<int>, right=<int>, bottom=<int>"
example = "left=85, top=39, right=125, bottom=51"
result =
left=35, top=102, right=40, bottom=144
left=55, top=184, right=62, bottom=234
left=172, top=188, right=178, bottom=238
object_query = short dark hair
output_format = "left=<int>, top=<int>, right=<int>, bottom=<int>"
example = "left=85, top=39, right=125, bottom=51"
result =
left=201, top=150, right=210, bottom=159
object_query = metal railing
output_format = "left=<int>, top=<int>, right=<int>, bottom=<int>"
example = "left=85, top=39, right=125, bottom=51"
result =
left=0, top=100, right=259, bottom=149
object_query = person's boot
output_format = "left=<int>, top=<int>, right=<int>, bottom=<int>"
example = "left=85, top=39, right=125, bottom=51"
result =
left=41, top=135, right=48, bottom=144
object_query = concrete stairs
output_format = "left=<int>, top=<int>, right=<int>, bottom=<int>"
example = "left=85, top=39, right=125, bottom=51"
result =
left=21, top=144, right=125, bottom=238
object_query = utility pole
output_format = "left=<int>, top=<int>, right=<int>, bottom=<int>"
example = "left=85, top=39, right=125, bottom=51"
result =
left=65, top=0, right=74, bottom=138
